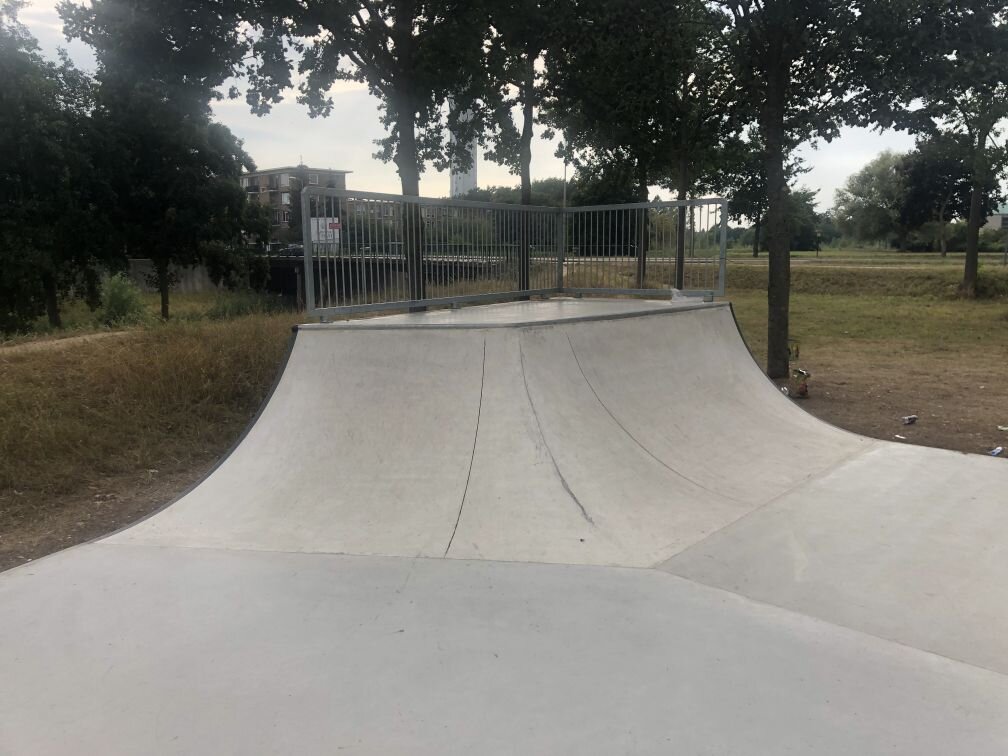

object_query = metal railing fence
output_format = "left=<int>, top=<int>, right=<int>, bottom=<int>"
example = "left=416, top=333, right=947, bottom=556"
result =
left=301, top=188, right=726, bottom=318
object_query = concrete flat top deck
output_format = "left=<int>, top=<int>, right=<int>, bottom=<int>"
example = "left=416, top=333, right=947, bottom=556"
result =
left=299, top=295, right=717, bottom=328
left=2, top=297, right=1007, bottom=754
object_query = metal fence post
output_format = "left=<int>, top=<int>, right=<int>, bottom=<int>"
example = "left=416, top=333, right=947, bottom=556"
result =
left=556, top=209, right=566, bottom=291
left=717, top=199, right=728, bottom=297
left=675, top=205, right=686, bottom=290
left=516, top=210, right=530, bottom=293
left=635, top=207, right=646, bottom=288
left=300, top=187, right=316, bottom=316
left=404, top=196, right=426, bottom=307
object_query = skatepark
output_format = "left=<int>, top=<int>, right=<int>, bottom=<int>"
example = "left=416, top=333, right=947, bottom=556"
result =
left=2, top=296, right=1007, bottom=753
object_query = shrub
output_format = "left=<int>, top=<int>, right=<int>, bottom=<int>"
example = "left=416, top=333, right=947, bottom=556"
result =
left=100, top=273, right=147, bottom=326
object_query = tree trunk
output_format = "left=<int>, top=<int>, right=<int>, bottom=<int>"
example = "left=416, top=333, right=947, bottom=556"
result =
left=761, top=62, right=791, bottom=380
left=518, top=54, right=534, bottom=207
left=516, top=54, right=535, bottom=292
left=41, top=271, right=61, bottom=328
left=938, top=196, right=948, bottom=257
left=752, top=216, right=761, bottom=258
left=155, top=257, right=170, bottom=319
left=962, top=129, right=994, bottom=296
left=962, top=172, right=984, bottom=297
left=636, top=160, right=648, bottom=287
left=675, top=158, right=688, bottom=290
left=391, top=90, right=426, bottom=303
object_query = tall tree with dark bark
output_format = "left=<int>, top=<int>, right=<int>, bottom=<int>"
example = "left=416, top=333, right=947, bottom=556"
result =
left=718, top=0, right=857, bottom=378
left=479, top=1, right=556, bottom=206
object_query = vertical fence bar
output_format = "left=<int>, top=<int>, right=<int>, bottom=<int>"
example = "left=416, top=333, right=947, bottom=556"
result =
left=300, top=188, right=315, bottom=315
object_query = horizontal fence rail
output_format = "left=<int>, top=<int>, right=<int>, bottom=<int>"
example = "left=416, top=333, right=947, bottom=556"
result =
left=301, top=188, right=726, bottom=318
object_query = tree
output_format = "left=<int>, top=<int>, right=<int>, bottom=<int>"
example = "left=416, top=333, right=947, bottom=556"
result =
left=95, top=85, right=258, bottom=318
left=787, top=187, right=821, bottom=251
left=725, top=127, right=805, bottom=257
left=243, top=1, right=489, bottom=198
left=718, top=0, right=858, bottom=378
left=242, top=1, right=492, bottom=302
left=61, top=0, right=265, bottom=319
left=898, top=135, right=982, bottom=256
left=544, top=0, right=738, bottom=289
left=545, top=0, right=736, bottom=203
left=833, top=151, right=908, bottom=246
left=856, top=0, right=1008, bottom=295
left=59, top=0, right=247, bottom=109
left=480, top=1, right=555, bottom=206
left=0, top=1, right=117, bottom=333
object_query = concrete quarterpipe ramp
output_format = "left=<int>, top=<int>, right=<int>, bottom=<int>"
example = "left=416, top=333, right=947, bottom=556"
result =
left=2, top=298, right=1007, bottom=753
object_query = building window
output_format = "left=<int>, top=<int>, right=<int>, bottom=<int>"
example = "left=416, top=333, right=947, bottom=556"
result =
left=281, top=192, right=291, bottom=206
left=240, top=177, right=249, bottom=188
left=280, top=173, right=290, bottom=188
left=282, top=210, right=291, bottom=224
left=272, top=210, right=281, bottom=225
left=309, top=173, right=319, bottom=185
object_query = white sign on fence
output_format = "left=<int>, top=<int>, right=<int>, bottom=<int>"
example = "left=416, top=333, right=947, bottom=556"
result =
left=312, top=217, right=341, bottom=244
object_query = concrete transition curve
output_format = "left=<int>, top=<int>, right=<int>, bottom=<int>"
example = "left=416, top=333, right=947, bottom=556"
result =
left=2, top=298, right=1007, bottom=754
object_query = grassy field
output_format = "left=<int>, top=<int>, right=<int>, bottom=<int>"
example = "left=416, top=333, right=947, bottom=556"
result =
left=2, top=263, right=1007, bottom=570
left=723, top=265, right=1008, bottom=462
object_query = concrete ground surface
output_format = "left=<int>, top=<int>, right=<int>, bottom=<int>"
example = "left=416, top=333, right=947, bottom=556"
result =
left=1, top=298, right=1007, bottom=754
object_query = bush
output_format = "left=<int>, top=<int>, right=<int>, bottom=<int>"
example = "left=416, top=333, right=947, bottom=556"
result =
left=100, top=273, right=147, bottom=326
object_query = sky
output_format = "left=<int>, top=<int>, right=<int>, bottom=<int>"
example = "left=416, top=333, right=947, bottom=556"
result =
left=21, top=0, right=920, bottom=211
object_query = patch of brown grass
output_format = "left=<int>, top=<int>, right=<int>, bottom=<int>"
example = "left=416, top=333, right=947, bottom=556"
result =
left=0, top=313, right=298, bottom=568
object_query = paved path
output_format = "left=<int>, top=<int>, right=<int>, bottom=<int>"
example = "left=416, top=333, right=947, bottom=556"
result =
left=2, top=298, right=1006, bottom=753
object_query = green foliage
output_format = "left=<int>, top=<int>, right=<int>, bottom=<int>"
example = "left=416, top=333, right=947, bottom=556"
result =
left=856, top=0, right=1008, bottom=291
left=833, top=151, right=908, bottom=244
left=718, top=0, right=863, bottom=376
left=60, top=0, right=266, bottom=319
left=477, top=1, right=557, bottom=203
left=100, top=273, right=146, bottom=326
left=0, top=2, right=119, bottom=333
left=463, top=178, right=572, bottom=207
left=544, top=0, right=736, bottom=199
left=241, top=2, right=490, bottom=196
left=787, top=187, right=822, bottom=251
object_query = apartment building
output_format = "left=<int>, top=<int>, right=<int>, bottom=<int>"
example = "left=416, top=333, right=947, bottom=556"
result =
left=985, top=203, right=1008, bottom=232
left=241, top=165, right=351, bottom=247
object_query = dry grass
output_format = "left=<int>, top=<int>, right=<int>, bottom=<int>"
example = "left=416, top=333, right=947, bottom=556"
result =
left=0, top=313, right=299, bottom=568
